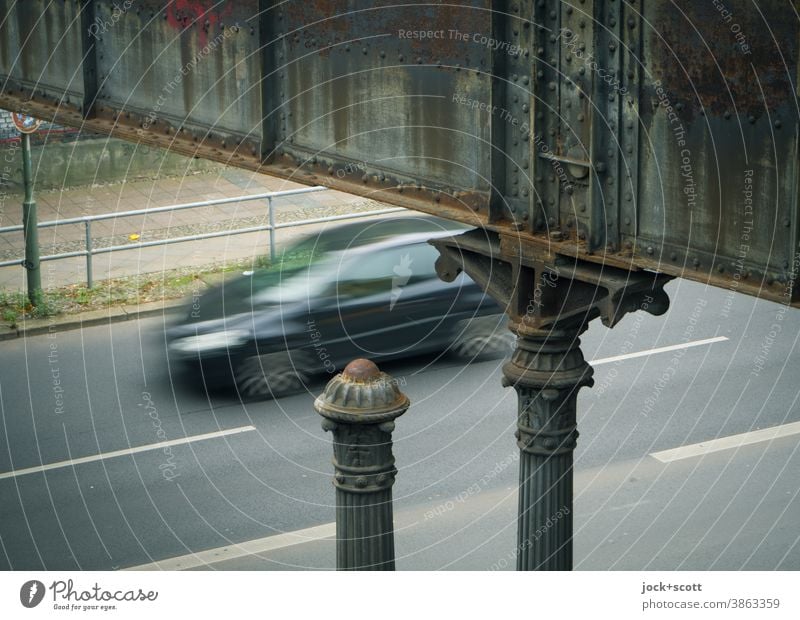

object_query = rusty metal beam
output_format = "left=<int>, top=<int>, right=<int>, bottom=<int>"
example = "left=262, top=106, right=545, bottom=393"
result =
left=0, top=85, right=793, bottom=308
left=0, top=0, right=797, bottom=306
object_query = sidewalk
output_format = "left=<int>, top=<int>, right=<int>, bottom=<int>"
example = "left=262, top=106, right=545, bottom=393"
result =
left=0, top=167, right=405, bottom=291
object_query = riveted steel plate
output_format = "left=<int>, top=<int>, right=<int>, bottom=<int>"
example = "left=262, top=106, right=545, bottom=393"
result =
left=0, top=0, right=797, bottom=305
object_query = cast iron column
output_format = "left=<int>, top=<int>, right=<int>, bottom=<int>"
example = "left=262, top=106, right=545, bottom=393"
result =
left=502, top=319, right=593, bottom=571
left=315, top=358, right=409, bottom=570
left=430, top=228, right=671, bottom=571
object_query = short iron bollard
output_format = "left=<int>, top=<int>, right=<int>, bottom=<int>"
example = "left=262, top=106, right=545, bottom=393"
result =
left=315, top=358, right=409, bottom=570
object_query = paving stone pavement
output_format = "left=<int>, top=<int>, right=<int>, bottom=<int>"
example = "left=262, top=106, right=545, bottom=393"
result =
left=0, top=167, right=406, bottom=290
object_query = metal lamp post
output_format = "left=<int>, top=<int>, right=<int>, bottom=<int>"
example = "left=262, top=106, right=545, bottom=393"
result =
left=12, top=112, right=42, bottom=305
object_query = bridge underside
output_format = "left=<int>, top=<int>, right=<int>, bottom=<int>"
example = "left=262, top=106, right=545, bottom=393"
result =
left=1, top=0, right=798, bottom=306
left=3, top=0, right=799, bottom=573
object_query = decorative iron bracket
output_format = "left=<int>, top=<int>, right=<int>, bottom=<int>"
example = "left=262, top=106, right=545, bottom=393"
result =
left=430, top=228, right=671, bottom=331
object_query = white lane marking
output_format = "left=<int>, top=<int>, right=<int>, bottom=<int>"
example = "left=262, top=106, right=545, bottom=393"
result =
left=651, top=421, right=800, bottom=463
left=0, top=426, right=256, bottom=480
left=124, top=522, right=336, bottom=571
left=590, top=336, right=728, bottom=366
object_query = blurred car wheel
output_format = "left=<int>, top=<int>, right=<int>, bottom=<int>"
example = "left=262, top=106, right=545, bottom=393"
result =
left=235, top=350, right=312, bottom=400
left=451, top=315, right=515, bottom=360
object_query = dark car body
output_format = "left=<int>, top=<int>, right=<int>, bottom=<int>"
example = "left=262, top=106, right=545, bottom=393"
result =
left=165, top=216, right=508, bottom=398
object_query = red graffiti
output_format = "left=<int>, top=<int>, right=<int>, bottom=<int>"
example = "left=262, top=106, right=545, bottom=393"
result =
left=165, top=0, right=234, bottom=48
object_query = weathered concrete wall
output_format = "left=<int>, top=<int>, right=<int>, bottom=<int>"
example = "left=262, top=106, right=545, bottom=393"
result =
left=0, top=136, right=220, bottom=191
left=0, top=110, right=220, bottom=191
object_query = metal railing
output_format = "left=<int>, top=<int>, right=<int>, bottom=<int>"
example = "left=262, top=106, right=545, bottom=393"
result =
left=0, top=187, right=405, bottom=288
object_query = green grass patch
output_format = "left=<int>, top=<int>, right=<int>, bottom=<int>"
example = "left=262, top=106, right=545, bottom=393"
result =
left=0, top=257, right=268, bottom=331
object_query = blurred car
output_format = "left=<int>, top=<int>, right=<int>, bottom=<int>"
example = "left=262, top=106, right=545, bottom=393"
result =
left=165, top=215, right=511, bottom=399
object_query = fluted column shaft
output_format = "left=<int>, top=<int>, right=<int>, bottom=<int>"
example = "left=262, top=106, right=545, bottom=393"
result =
left=502, top=323, right=593, bottom=570
left=327, top=421, right=398, bottom=570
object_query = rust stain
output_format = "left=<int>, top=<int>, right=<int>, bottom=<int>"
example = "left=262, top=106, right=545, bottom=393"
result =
left=282, top=0, right=489, bottom=63
left=342, top=359, right=381, bottom=382
left=646, top=2, right=797, bottom=119
left=165, top=0, right=234, bottom=47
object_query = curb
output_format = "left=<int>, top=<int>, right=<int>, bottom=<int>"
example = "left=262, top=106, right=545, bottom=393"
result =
left=0, top=299, right=186, bottom=341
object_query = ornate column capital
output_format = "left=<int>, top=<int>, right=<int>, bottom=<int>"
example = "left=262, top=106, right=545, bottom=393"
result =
left=315, top=359, right=409, bottom=494
left=315, top=358, right=409, bottom=424
left=501, top=322, right=594, bottom=390
left=502, top=326, right=592, bottom=459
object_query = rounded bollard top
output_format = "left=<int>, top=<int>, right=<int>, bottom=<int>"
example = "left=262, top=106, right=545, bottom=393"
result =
left=314, top=358, right=409, bottom=423
left=341, top=358, right=381, bottom=382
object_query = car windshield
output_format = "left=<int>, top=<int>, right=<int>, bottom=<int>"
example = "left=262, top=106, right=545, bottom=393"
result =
left=248, top=253, right=343, bottom=305
left=236, top=216, right=464, bottom=307
left=240, top=236, right=332, bottom=294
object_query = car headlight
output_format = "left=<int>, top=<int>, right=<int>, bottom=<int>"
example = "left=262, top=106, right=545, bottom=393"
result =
left=169, top=329, right=249, bottom=354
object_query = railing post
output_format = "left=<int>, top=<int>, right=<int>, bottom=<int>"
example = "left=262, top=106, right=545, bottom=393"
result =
left=268, top=196, right=275, bottom=264
left=84, top=219, right=93, bottom=289
left=315, top=359, right=409, bottom=570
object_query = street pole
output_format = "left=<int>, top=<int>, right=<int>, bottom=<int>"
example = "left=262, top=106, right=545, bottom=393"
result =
left=315, top=358, right=409, bottom=570
left=21, top=132, right=41, bottom=305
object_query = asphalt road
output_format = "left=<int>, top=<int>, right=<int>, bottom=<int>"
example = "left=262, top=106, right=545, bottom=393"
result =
left=0, top=278, right=798, bottom=570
